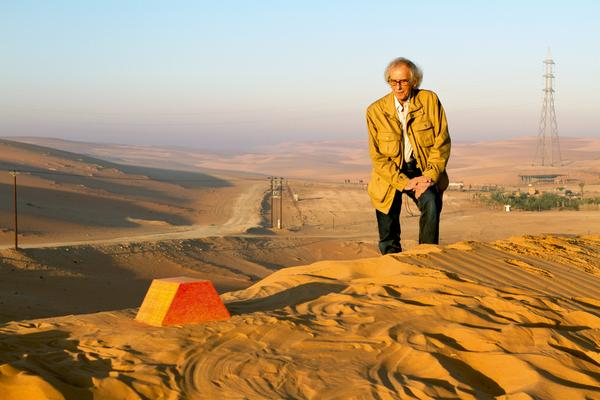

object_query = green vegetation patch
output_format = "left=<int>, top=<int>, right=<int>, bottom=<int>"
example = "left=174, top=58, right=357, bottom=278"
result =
left=487, top=191, right=600, bottom=211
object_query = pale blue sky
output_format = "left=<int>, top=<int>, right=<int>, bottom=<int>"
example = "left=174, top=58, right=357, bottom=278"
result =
left=1, top=1, right=599, bottom=150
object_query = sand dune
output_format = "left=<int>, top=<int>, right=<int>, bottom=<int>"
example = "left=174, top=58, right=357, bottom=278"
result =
left=0, top=139, right=263, bottom=246
left=0, top=235, right=598, bottom=399
left=0, top=236, right=380, bottom=323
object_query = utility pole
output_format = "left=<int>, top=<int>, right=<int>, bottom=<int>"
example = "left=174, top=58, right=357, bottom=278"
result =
left=10, top=171, right=19, bottom=250
left=269, top=177, right=274, bottom=227
left=279, top=177, right=284, bottom=229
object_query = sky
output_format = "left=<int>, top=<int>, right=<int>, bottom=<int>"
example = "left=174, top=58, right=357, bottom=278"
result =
left=1, top=0, right=599, bottom=151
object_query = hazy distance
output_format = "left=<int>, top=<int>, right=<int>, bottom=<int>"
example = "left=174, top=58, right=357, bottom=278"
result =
left=2, top=1, right=599, bottom=151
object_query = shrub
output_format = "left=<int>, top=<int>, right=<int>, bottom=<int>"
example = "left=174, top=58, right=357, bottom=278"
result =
left=486, top=191, right=590, bottom=211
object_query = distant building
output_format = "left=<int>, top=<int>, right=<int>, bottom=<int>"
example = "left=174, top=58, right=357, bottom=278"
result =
left=519, top=174, right=566, bottom=184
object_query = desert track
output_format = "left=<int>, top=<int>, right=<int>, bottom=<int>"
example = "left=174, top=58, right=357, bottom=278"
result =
left=0, top=182, right=266, bottom=250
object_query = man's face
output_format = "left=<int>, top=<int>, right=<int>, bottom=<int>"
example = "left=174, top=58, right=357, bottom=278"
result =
left=388, top=64, right=413, bottom=102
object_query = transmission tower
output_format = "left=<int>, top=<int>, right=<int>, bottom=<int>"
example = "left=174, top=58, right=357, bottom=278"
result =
left=533, top=48, right=562, bottom=166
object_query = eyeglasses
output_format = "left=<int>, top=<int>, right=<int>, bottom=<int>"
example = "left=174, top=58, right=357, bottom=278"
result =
left=388, top=79, right=410, bottom=87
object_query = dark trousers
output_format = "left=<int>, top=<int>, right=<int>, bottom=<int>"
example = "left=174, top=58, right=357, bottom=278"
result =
left=375, top=163, right=443, bottom=255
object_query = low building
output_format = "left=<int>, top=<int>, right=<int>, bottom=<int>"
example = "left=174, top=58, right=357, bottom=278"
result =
left=519, top=174, right=566, bottom=184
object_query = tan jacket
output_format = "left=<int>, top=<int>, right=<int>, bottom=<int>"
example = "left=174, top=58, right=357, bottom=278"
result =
left=366, top=89, right=451, bottom=213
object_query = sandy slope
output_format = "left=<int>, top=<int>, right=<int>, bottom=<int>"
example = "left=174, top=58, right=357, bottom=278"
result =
left=0, top=138, right=262, bottom=246
left=0, top=235, right=598, bottom=399
left=0, top=180, right=266, bottom=250
left=0, top=236, right=379, bottom=323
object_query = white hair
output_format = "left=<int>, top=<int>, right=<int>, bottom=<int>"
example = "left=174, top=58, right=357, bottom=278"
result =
left=384, top=57, right=423, bottom=88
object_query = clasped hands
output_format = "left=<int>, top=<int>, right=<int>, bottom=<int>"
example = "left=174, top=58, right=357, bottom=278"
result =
left=404, top=176, right=433, bottom=199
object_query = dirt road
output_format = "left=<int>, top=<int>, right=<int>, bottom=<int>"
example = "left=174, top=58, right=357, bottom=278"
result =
left=0, top=182, right=266, bottom=250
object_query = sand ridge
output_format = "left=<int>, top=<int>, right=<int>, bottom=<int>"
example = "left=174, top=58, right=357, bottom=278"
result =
left=0, top=236, right=381, bottom=323
left=0, top=235, right=598, bottom=399
left=0, top=138, right=262, bottom=246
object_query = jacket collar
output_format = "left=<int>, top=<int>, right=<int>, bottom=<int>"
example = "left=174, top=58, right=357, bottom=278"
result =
left=383, top=89, right=423, bottom=121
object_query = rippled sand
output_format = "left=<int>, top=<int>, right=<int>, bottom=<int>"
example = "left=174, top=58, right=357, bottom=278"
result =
left=0, top=235, right=599, bottom=399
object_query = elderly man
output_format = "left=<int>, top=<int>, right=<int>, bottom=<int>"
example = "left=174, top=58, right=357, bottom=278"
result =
left=366, top=57, right=451, bottom=254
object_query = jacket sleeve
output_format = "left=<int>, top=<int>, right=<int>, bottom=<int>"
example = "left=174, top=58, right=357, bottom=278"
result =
left=421, top=93, right=451, bottom=183
left=367, top=109, right=410, bottom=191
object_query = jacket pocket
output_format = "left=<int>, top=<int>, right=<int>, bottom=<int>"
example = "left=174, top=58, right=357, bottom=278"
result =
left=377, top=131, right=401, bottom=156
left=413, top=121, right=434, bottom=147
left=367, top=172, right=391, bottom=202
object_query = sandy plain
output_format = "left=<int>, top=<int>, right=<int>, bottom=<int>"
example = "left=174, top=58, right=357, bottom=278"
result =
left=0, top=136, right=598, bottom=399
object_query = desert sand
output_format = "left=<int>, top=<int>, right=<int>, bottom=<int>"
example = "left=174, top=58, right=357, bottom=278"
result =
left=0, top=137, right=598, bottom=399
left=0, top=235, right=598, bottom=399
left=0, top=138, right=265, bottom=246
